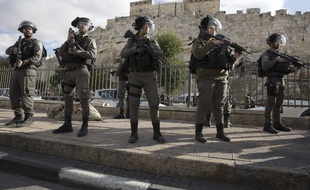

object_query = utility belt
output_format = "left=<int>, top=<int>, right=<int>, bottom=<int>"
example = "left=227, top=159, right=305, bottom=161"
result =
left=14, top=64, right=37, bottom=70
left=267, top=73, right=284, bottom=78
left=129, top=67, right=154, bottom=72
left=66, top=64, right=86, bottom=72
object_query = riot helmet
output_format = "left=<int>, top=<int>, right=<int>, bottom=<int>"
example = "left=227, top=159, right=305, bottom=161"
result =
left=199, top=15, right=222, bottom=30
left=71, top=17, right=94, bottom=31
left=267, top=33, right=286, bottom=46
left=132, top=16, right=155, bottom=31
left=18, top=20, right=37, bottom=33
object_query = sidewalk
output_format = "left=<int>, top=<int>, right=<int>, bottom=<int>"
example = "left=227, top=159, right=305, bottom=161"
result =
left=0, top=108, right=309, bottom=190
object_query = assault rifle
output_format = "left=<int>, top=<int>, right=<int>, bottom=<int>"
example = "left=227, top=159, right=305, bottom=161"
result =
left=268, top=49, right=308, bottom=69
left=53, top=47, right=64, bottom=67
left=123, top=30, right=168, bottom=66
left=200, top=29, right=251, bottom=55
left=68, top=28, right=78, bottom=48
left=15, top=36, right=22, bottom=68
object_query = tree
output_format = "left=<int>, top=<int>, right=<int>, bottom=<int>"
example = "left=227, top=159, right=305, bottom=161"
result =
left=0, top=55, right=10, bottom=68
left=155, top=30, right=188, bottom=103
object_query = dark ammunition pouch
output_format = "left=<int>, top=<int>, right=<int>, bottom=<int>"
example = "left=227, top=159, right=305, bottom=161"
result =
left=197, top=45, right=230, bottom=70
left=274, top=61, right=290, bottom=74
left=136, top=53, right=152, bottom=67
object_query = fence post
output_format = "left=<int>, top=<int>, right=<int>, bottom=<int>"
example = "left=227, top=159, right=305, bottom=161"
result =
left=187, top=72, right=192, bottom=107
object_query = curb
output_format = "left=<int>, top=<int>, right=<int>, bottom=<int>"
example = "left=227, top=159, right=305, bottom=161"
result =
left=1, top=133, right=309, bottom=190
left=0, top=149, right=152, bottom=190
left=0, top=148, right=189, bottom=190
left=59, top=167, right=151, bottom=190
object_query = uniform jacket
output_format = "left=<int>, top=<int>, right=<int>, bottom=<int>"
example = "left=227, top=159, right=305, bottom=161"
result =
left=261, top=49, right=290, bottom=77
left=5, top=37, right=43, bottom=68
left=192, top=32, right=231, bottom=81
left=120, top=34, right=163, bottom=70
left=59, top=34, right=97, bottom=64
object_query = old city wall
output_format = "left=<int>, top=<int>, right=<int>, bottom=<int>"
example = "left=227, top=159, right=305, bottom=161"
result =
left=89, top=0, right=310, bottom=66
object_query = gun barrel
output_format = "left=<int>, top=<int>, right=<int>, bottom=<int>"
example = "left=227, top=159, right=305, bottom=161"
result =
left=200, top=29, right=251, bottom=54
left=268, top=50, right=306, bottom=68
left=15, top=36, right=22, bottom=68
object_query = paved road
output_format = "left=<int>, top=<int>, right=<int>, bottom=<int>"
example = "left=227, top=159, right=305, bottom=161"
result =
left=0, top=171, right=79, bottom=190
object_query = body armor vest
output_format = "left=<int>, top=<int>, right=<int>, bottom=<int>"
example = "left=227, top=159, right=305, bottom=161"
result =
left=265, top=50, right=290, bottom=76
left=128, top=38, right=155, bottom=69
left=196, top=43, right=231, bottom=70
left=9, top=39, right=42, bottom=68
left=62, top=36, right=92, bottom=64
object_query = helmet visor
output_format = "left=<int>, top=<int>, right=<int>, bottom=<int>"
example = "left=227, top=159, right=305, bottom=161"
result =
left=77, top=21, right=91, bottom=28
left=276, top=35, right=286, bottom=46
left=144, top=19, right=155, bottom=32
left=208, top=18, right=222, bottom=30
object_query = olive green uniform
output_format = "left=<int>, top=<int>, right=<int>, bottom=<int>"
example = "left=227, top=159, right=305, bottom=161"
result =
left=192, top=33, right=236, bottom=142
left=261, top=50, right=290, bottom=126
left=120, top=34, right=165, bottom=143
left=5, top=38, right=43, bottom=122
left=58, top=34, right=97, bottom=128
left=59, top=34, right=97, bottom=119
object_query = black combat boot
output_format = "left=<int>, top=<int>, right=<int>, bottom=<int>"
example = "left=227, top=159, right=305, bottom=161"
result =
left=195, top=123, right=207, bottom=143
left=216, top=124, right=231, bottom=142
left=77, top=116, right=88, bottom=137
left=128, top=122, right=138, bottom=143
left=273, top=122, right=291, bottom=132
left=53, top=116, right=73, bottom=134
left=152, top=122, right=165, bottom=143
left=203, top=114, right=211, bottom=127
left=263, top=123, right=278, bottom=134
left=16, top=113, right=33, bottom=127
left=5, top=113, right=23, bottom=126
left=224, top=114, right=232, bottom=128
left=114, top=109, right=126, bottom=119
left=125, top=108, right=130, bottom=119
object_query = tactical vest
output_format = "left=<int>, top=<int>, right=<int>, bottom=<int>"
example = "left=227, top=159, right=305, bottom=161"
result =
left=20, top=39, right=36, bottom=61
left=9, top=38, right=45, bottom=68
left=265, top=50, right=290, bottom=76
left=196, top=44, right=231, bottom=70
left=62, top=35, right=92, bottom=64
left=274, top=61, right=290, bottom=74
left=127, top=38, right=155, bottom=69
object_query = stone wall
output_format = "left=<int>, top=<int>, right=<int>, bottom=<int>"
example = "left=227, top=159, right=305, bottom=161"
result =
left=88, top=0, right=310, bottom=67
left=129, top=0, right=219, bottom=18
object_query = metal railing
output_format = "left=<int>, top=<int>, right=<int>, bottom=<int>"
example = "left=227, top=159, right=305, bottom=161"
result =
left=0, top=63, right=309, bottom=109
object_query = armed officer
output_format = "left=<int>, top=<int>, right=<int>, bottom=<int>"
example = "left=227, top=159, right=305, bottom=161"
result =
left=192, top=15, right=240, bottom=143
left=53, top=17, right=97, bottom=137
left=261, top=33, right=299, bottom=134
left=120, top=16, right=165, bottom=144
left=114, top=58, right=130, bottom=119
left=5, top=20, right=44, bottom=127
